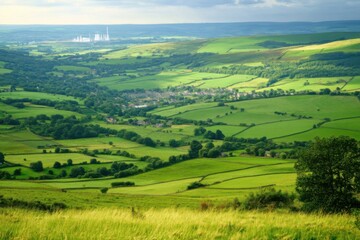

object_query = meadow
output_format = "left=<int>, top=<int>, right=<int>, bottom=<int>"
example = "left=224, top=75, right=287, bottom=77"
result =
left=0, top=208, right=358, bottom=240
left=0, top=31, right=360, bottom=239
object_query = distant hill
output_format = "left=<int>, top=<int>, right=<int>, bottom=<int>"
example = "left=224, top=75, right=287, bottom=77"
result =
left=1, top=21, right=360, bottom=42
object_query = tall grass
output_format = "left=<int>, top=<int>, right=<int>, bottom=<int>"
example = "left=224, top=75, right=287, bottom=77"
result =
left=0, top=208, right=358, bottom=239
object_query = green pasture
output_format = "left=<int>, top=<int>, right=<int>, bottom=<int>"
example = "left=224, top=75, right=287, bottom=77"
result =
left=343, top=76, right=360, bottom=91
left=229, top=95, right=360, bottom=121
left=275, top=119, right=360, bottom=142
left=0, top=102, right=82, bottom=119
left=91, top=71, right=229, bottom=90
left=5, top=153, right=113, bottom=168
left=150, top=102, right=218, bottom=117
left=0, top=90, right=82, bottom=103
left=110, top=178, right=201, bottom=195
left=322, top=118, right=360, bottom=132
left=198, top=32, right=360, bottom=54
left=103, top=42, right=177, bottom=59
left=56, top=136, right=187, bottom=160
left=54, top=65, right=91, bottom=73
left=0, top=61, right=12, bottom=74
left=230, top=77, right=268, bottom=90
left=236, top=119, right=319, bottom=139
left=176, top=105, right=292, bottom=125
left=201, top=162, right=295, bottom=185
left=207, top=172, right=296, bottom=189
left=263, top=77, right=351, bottom=92
left=94, top=122, right=189, bottom=142
left=205, top=125, right=247, bottom=137
left=195, top=74, right=256, bottom=88
left=0, top=129, right=56, bottom=154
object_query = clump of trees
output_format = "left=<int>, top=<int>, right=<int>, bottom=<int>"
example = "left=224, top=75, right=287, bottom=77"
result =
left=111, top=181, right=135, bottom=187
left=295, top=136, right=360, bottom=213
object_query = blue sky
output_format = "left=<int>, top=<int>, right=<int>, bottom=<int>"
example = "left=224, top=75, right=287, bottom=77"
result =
left=0, top=0, right=359, bottom=24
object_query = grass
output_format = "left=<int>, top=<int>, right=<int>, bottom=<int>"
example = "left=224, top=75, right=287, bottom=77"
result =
left=343, top=76, right=360, bottom=91
left=201, top=163, right=295, bottom=185
left=54, top=65, right=91, bottom=73
left=197, top=32, right=360, bottom=54
left=209, top=173, right=296, bottom=189
left=0, top=102, right=83, bottom=119
left=1, top=208, right=358, bottom=240
left=263, top=76, right=352, bottom=92
left=5, top=153, right=114, bottom=168
left=230, top=77, right=269, bottom=90
left=236, top=119, right=319, bottom=139
left=195, top=74, right=256, bottom=88
left=275, top=124, right=360, bottom=142
left=0, top=90, right=82, bottom=103
left=91, top=71, right=229, bottom=90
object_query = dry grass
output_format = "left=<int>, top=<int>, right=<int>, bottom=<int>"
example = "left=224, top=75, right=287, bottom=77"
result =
left=0, top=207, right=359, bottom=239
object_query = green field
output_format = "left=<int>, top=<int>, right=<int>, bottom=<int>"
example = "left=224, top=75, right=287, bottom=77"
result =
left=54, top=65, right=91, bottom=73
left=0, top=32, right=360, bottom=239
left=0, top=102, right=82, bottom=119
left=0, top=90, right=82, bottom=102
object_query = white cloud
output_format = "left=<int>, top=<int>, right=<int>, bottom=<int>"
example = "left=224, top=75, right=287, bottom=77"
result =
left=0, top=0, right=358, bottom=24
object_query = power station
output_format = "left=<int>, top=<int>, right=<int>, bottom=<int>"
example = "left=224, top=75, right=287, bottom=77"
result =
left=72, top=27, right=110, bottom=43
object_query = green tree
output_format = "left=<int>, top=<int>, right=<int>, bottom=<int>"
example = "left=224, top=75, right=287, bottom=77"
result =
left=0, top=152, right=4, bottom=164
left=67, top=159, right=73, bottom=166
left=295, top=137, right=360, bottom=213
left=53, top=161, right=61, bottom=168
left=13, top=168, right=21, bottom=176
left=30, top=161, right=43, bottom=172
left=189, top=140, right=203, bottom=158
left=100, top=187, right=109, bottom=194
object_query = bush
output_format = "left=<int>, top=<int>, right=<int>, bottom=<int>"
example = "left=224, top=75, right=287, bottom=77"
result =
left=187, top=182, right=206, bottom=190
left=111, top=181, right=135, bottom=187
left=30, top=161, right=43, bottom=172
left=242, top=188, right=295, bottom=210
left=296, top=136, right=360, bottom=213
left=53, top=161, right=61, bottom=168
left=100, top=188, right=108, bottom=194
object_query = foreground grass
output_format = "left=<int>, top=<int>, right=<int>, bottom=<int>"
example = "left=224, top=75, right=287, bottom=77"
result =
left=0, top=208, right=358, bottom=239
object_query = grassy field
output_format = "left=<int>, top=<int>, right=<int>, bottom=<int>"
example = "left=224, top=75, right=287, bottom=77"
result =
left=1, top=208, right=358, bottom=240
left=54, top=65, right=91, bottom=73
left=91, top=71, right=229, bottom=90
left=0, top=102, right=82, bottom=119
left=0, top=90, right=82, bottom=103
left=261, top=76, right=352, bottom=92
left=197, top=32, right=360, bottom=54
left=343, top=76, right=360, bottom=91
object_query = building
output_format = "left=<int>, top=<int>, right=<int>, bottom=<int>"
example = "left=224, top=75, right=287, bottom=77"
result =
left=72, top=27, right=110, bottom=43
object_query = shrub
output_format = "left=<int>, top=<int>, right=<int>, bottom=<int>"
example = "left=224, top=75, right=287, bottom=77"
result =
left=111, top=181, right=135, bottom=187
left=100, top=188, right=108, bottom=194
left=187, top=182, right=206, bottom=190
left=242, top=187, right=295, bottom=210
left=30, top=161, right=43, bottom=172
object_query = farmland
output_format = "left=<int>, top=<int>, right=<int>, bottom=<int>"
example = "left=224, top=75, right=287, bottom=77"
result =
left=0, top=30, right=360, bottom=239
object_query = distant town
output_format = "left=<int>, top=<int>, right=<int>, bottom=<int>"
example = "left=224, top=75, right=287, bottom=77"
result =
left=72, top=27, right=110, bottom=42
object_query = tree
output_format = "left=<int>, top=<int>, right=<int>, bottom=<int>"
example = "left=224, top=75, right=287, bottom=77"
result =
left=100, top=187, right=108, bottom=194
left=295, top=137, right=360, bottom=213
left=53, top=161, right=61, bottom=168
left=188, top=140, right=203, bottom=158
left=169, top=139, right=180, bottom=148
left=30, top=161, right=43, bottom=172
left=67, top=159, right=73, bottom=166
left=0, top=152, right=4, bottom=164
left=55, top=147, right=61, bottom=153
left=215, top=130, right=225, bottom=140
left=13, top=168, right=21, bottom=176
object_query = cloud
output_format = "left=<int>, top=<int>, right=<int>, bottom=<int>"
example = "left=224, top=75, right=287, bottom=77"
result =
left=0, top=0, right=359, bottom=24
left=235, top=0, right=265, bottom=5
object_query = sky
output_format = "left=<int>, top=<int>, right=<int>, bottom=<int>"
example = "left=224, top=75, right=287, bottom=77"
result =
left=0, top=0, right=359, bottom=24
